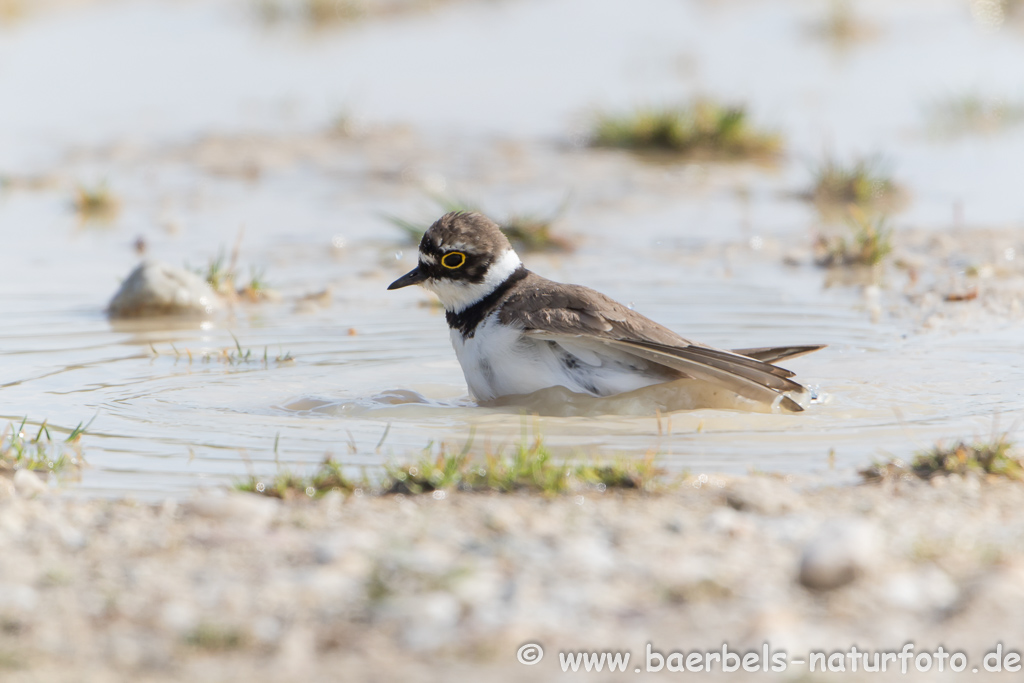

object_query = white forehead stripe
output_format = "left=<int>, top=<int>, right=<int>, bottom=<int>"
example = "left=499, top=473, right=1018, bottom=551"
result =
left=423, top=249, right=522, bottom=314
left=419, top=253, right=437, bottom=265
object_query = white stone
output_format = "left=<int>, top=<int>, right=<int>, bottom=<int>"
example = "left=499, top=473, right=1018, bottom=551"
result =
left=883, top=566, right=958, bottom=611
left=725, top=478, right=802, bottom=515
left=13, top=469, right=47, bottom=497
left=159, top=601, right=198, bottom=634
left=107, top=261, right=221, bottom=318
left=0, top=583, right=38, bottom=612
left=799, top=520, right=879, bottom=590
left=252, top=616, right=283, bottom=645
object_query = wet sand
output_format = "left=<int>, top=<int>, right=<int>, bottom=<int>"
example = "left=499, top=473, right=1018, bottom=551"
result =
left=2, top=0, right=1023, bottom=495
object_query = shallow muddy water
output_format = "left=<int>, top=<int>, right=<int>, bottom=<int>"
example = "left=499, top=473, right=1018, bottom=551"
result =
left=1, top=0, right=1023, bottom=497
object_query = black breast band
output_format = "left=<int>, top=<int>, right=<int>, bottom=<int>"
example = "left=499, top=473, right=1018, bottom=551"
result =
left=446, top=266, right=529, bottom=338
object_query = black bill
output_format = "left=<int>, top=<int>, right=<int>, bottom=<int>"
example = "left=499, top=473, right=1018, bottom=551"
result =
left=387, top=267, right=427, bottom=290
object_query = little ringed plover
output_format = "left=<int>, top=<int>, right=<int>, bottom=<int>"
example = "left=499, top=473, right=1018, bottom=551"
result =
left=388, top=211, right=823, bottom=412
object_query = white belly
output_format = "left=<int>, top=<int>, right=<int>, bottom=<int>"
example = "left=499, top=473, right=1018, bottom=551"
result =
left=450, top=314, right=674, bottom=401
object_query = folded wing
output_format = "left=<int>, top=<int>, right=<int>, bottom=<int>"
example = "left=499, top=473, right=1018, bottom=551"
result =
left=500, top=275, right=822, bottom=412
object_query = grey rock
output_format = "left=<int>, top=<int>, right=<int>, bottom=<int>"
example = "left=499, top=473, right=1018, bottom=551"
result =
left=313, top=541, right=339, bottom=565
left=107, top=261, right=221, bottom=318
left=726, top=477, right=802, bottom=515
left=799, top=520, right=879, bottom=590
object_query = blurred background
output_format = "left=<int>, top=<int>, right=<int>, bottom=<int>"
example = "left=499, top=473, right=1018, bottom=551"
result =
left=1, top=0, right=1023, bottom=498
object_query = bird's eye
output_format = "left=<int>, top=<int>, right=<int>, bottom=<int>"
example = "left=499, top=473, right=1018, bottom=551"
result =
left=441, top=251, right=466, bottom=269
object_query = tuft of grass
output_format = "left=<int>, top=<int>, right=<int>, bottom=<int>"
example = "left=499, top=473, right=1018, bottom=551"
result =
left=861, top=435, right=1022, bottom=482
left=814, top=210, right=894, bottom=267
left=184, top=623, right=248, bottom=651
left=500, top=213, right=572, bottom=253
left=149, top=336, right=293, bottom=367
left=385, top=198, right=573, bottom=253
left=809, top=0, right=877, bottom=44
left=254, top=0, right=365, bottom=25
left=590, top=101, right=781, bottom=159
left=190, top=249, right=275, bottom=301
left=926, top=93, right=1024, bottom=137
left=305, top=0, right=364, bottom=23
left=809, top=154, right=898, bottom=208
left=574, top=456, right=658, bottom=491
left=0, top=417, right=91, bottom=475
left=236, top=456, right=362, bottom=499
left=72, top=182, right=119, bottom=221
left=239, top=267, right=271, bottom=302
left=239, top=438, right=663, bottom=499
left=385, top=439, right=570, bottom=495
left=199, top=250, right=234, bottom=292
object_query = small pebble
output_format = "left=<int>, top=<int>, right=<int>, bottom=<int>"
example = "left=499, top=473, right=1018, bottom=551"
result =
left=798, top=519, right=879, bottom=590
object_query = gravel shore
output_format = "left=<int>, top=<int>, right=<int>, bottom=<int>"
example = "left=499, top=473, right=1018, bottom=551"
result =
left=3, top=472, right=1024, bottom=681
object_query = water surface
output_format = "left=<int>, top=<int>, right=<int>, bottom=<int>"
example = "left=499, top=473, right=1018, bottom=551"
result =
left=1, top=0, right=1022, bottom=497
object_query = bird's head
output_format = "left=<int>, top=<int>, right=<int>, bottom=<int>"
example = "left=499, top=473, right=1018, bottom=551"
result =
left=387, top=211, right=522, bottom=313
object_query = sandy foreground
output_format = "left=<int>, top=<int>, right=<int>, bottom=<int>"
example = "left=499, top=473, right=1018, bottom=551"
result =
left=2, top=471, right=1024, bottom=682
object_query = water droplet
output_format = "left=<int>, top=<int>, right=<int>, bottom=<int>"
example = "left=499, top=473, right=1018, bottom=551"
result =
left=432, top=490, right=446, bottom=500
left=394, top=251, right=403, bottom=260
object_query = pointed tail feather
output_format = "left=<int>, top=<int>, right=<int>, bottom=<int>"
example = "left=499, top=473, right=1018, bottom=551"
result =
left=631, top=341, right=806, bottom=393
left=731, top=345, right=826, bottom=364
left=685, top=345, right=798, bottom=379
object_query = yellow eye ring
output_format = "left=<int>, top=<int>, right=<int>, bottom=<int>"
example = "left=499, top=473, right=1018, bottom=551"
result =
left=441, top=252, right=466, bottom=269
